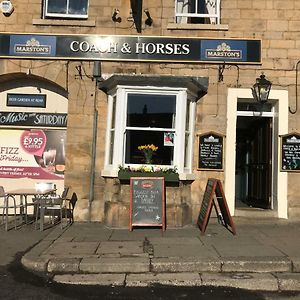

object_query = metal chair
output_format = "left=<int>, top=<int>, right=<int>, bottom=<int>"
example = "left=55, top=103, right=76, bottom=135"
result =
left=60, top=192, right=77, bottom=228
left=35, top=186, right=70, bottom=230
left=0, top=186, right=24, bottom=231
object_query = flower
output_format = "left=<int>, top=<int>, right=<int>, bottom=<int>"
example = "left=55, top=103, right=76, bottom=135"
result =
left=118, top=165, right=178, bottom=174
left=138, top=144, right=158, bottom=164
left=137, top=144, right=158, bottom=152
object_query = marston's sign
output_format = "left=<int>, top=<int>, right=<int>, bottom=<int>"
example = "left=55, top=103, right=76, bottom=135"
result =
left=0, top=33, right=261, bottom=64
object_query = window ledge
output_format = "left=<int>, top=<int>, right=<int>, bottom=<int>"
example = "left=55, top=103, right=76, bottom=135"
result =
left=32, top=19, right=96, bottom=27
left=167, top=23, right=228, bottom=31
left=101, top=169, right=195, bottom=181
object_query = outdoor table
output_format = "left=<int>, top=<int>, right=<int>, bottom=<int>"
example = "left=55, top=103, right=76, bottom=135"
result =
left=6, top=188, right=56, bottom=228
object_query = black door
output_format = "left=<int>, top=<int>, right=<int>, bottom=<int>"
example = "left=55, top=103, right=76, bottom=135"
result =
left=236, top=117, right=272, bottom=209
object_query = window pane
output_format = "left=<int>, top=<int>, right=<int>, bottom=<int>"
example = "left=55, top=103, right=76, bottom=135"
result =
left=109, top=131, right=114, bottom=165
left=47, top=0, right=67, bottom=14
left=125, top=130, right=174, bottom=165
left=69, top=0, right=88, bottom=15
left=184, top=133, right=189, bottom=168
left=127, top=94, right=176, bottom=128
left=185, top=100, right=190, bottom=130
left=111, top=96, right=116, bottom=129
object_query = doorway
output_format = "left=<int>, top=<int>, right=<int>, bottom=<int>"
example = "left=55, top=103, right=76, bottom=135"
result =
left=235, top=116, right=272, bottom=209
left=225, top=88, right=288, bottom=219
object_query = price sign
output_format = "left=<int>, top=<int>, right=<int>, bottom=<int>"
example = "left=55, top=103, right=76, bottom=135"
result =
left=20, top=130, right=46, bottom=156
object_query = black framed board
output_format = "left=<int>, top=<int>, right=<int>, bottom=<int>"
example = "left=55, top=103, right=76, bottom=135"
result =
left=281, top=133, right=300, bottom=172
left=130, top=177, right=165, bottom=231
left=197, top=178, right=236, bottom=235
left=198, top=132, right=224, bottom=170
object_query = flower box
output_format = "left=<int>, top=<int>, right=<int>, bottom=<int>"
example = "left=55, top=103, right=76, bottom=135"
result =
left=118, top=171, right=179, bottom=182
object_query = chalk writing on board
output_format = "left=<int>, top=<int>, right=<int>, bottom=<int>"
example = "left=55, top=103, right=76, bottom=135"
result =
left=281, top=133, right=300, bottom=172
left=198, top=132, right=224, bottom=170
left=130, top=177, right=165, bottom=230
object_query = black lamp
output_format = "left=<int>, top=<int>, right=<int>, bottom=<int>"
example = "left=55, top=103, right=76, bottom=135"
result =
left=251, top=74, right=272, bottom=104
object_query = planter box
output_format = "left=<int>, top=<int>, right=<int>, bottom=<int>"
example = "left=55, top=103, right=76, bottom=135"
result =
left=118, top=171, right=179, bottom=182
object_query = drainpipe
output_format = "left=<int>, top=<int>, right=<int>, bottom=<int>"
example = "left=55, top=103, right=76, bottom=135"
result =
left=88, top=62, right=102, bottom=222
left=88, top=86, right=98, bottom=222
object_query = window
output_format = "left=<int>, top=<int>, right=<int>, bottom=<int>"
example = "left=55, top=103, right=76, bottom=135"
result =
left=104, top=87, right=196, bottom=175
left=175, top=0, right=220, bottom=24
left=44, top=0, right=89, bottom=19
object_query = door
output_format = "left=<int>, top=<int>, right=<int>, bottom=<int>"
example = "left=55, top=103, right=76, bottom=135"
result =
left=236, top=116, right=272, bottom=209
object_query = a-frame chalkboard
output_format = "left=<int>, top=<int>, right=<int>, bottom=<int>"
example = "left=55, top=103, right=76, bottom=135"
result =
left=197, top=178, right=236, bottom=235
left=130, top=177, right=165, bottom=231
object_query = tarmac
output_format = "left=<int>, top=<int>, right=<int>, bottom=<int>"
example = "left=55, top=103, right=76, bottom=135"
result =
left=19, top=217, right=300, bottom=292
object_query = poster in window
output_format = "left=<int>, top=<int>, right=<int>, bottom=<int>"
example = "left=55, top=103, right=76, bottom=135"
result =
left=164, top=132, right=174, bottom=146
left=0, top=129, right=66, bottom=179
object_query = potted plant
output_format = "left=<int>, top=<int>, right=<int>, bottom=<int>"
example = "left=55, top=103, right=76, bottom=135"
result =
left=118, top=165, right=179, bottom=182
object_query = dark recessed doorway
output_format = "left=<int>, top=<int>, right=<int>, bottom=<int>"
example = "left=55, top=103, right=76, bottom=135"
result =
left=235, top=116, right=272, bottom=209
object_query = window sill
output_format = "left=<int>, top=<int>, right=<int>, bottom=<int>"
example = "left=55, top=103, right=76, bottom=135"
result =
left=101, top=169, right=195, bottom=181
left=167, top=23, right=228, bottom=31
left=32, top=19, right=96, bottom=27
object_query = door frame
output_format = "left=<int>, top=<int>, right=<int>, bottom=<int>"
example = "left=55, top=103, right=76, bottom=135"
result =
left=225, top=88, right=288, bottom=218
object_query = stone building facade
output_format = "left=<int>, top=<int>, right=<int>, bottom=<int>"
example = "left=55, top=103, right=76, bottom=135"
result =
left=0, top=0, right=300, bottom=227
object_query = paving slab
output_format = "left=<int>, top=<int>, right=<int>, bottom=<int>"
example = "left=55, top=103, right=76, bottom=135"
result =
left=213, top=243, right=285, bottom=257
left=126, top=272, right=202, bottom=287
left=44, top=241, right=99, bottom=257
left=47, top=258, right=81, bottom=273
left=96, top=241, right=144, bottom=255
left=110, top=229, right=163, bottom=241
left=149, top=237, right=202, bottom=245
left=151, top=257, right=221, bottom=273
left=292, top=258, right=300, bottom=272
left=222, top=256, right=292, bottom=273
left=275, top=273, right=300, bottom=291
left=201, top=272, right=278, bottom=291
left=80, top=257, right=150, bottom=273
left=53, top=274, right=126, bottom=286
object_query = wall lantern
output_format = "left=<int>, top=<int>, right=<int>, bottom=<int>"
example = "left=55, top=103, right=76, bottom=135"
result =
left=251, top=74, right=272, bottom=104
left=0, top=0, right=14, bottom=16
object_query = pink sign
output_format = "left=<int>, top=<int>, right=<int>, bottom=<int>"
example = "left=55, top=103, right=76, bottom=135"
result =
left=0, top=129, right=65, bottom=180
left=20, top=130, right=46, bottom=156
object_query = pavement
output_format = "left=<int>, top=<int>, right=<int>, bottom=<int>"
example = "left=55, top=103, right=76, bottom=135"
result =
left=18, top=217, right=300, bottom=291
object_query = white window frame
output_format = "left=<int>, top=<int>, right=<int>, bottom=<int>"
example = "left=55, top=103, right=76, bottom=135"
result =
left=44, top=0, right=89, bottom=19
left=103, top=85, right=196, bottom=176
left=175, top=0, right=220, bottom=24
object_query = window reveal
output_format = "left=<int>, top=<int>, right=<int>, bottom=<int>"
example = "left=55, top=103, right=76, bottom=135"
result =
left=44, top=0, right=89, bottom=19
left=175, top=0, right=220, bottom=24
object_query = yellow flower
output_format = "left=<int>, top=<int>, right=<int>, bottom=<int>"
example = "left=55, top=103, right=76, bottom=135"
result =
left=138, top=144, right=158, bottom=152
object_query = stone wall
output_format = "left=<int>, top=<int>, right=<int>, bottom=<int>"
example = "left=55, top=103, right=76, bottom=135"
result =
left=0, top=0, right=300, bottom=222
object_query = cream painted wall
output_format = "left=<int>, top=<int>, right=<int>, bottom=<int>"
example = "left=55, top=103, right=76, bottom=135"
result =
left=0, top=85, right=68, bottom=196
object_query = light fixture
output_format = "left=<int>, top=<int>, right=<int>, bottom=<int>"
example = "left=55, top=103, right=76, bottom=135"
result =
left=251, top=74, right=272, bottom=104
left=112, top=8, right=121, bottom=23
left=144, top=9, right=153, bottom=26
left=0, top=0, right=14, bottom=16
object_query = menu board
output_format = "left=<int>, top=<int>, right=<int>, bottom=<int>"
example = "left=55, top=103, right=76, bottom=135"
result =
left=197, top=179, right=215, bottom=233
left=197, top=178, right=236, bottom=235
left=198, top=132, right=224, bottom=170
left=130, top=177, right=165, bottom=230
left=281, top=133, right=300, bottom=172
